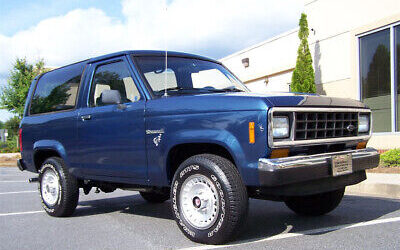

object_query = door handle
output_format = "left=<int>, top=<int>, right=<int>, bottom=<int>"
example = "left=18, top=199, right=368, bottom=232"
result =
left=117, top=104, right=127, bottom=110
left=81, top=115, right=92, bottom=121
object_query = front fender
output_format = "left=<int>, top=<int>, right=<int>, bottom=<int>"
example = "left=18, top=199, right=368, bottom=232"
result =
left=165, top=129, right=245, bottom=168
left=146, top=110, right=268, bottom=186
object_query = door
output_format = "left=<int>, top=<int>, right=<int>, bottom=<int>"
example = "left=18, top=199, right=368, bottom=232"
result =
left=76, top=57, right=147, bottom=181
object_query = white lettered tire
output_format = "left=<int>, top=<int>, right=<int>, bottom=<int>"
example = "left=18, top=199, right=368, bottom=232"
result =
left=38, top=157, right=79, bottom=217
left=171, top=154, right=248, bottom=244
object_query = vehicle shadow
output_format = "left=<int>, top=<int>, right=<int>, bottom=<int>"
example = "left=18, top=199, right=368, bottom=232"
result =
left=73, top=193, right=173, bottom=219
left=73, top=193, right=400, bottom=243
left=235, top=195, right=400, bottom=243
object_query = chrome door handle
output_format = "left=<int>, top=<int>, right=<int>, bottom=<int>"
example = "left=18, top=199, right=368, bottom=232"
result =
left=81, top=115, right=92, bottom=121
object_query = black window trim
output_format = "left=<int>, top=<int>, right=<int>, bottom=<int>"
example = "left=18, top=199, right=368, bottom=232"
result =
left=27, top=63, right=87, bottom=117
left=86, top=58, right=144, bottom=108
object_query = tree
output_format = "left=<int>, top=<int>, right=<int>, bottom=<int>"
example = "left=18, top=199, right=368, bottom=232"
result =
left=0, top=58, right=47, bottom=118
left=4, top=116, right=21, bottom=137
left=291, top=13, right=316, bottom=93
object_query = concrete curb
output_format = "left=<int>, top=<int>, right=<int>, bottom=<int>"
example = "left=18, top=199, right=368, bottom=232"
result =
left=346, top=173, right=400, bottom=199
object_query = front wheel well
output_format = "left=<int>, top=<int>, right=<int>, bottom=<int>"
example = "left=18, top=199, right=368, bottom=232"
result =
left=166, top=143, right=236, bottom=183
left=33, top=149, right=61, bottom=171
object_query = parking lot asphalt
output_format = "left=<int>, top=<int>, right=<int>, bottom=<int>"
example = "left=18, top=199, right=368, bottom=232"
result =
left=1, top=167, right=399, bottom=250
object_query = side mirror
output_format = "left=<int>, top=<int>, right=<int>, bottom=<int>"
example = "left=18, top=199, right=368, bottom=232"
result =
left=101, top=90, right=121, bottom=105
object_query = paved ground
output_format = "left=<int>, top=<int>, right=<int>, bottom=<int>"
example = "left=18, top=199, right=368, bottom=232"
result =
left=1, top=167, right=399, bottom=250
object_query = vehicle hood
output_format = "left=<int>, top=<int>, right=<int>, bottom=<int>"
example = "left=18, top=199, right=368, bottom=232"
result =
left=145, top=92, right=368, bottom=116
left=234, top=92, right=368, bottom=108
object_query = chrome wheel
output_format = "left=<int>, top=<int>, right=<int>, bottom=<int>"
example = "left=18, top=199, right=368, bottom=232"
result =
left=179, top=173, right=219, bottom=230
left=41, top=167, right=60, bottom=206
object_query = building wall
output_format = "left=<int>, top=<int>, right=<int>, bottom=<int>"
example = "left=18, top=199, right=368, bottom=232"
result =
left=220, top=29, right=298, bottom=90
left=306, top=0, right=400, bottom=100
left=220, top=0, right=400, bottom=149
left=246, top=70, right=293, bottom=92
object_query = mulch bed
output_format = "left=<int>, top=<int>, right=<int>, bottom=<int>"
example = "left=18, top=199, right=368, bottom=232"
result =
left=367, top=165, right=400, bottom=174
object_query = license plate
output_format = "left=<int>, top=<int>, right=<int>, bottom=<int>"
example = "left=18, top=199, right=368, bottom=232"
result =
left=331, top=154, right=353, bottom=176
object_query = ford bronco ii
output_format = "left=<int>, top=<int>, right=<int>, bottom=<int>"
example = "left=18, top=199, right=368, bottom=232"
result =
left=17, top=51, right=379, bottom=244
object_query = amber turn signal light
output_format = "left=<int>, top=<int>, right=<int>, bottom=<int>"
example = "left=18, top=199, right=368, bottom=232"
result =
left=356, top=141, right=367, bottom=149
left=249, top=122, right=255, bottom=144
left=270, top=148, right=289, bottom=158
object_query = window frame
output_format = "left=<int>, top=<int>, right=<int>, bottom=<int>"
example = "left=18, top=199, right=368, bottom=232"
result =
left=28, top=62, right=87, bottom=116
left=357, top=20, right=400, bottom=133
left=86, top=58, right=143, bottom=108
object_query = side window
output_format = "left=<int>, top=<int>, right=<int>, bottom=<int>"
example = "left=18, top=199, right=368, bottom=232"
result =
left=89, top=61, right=141, bottom=107
left=30, top=62, right=85, bottom=115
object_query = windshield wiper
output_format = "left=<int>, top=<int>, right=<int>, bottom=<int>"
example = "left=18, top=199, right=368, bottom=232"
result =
left=159, top=87, right=212, bottom=92
left=155, top=86, right=244, bottom=96
left=155, top=87, right=214, bottom=95
left=220, top=86, right=245, bottom=92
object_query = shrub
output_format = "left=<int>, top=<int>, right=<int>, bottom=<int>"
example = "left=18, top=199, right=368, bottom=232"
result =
left=291, top=13, right=316, bottom=93
left=380, top=149, right=400, bottom=166
left=0, top=135, right=20, bottom=153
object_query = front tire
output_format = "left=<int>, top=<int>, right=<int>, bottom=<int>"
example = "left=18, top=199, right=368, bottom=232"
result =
left=284, top=188, right=345, bottom=216
left=171, top=154, right=248, bottom=244
left=38, top=157, right=79, bottom=217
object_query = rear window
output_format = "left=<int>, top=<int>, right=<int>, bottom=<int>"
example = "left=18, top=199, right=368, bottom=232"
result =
left=30, top=61, right=86, bottom=115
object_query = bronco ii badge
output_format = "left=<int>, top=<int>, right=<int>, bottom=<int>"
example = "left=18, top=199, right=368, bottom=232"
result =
left=146, top=129, right=165, bottom=135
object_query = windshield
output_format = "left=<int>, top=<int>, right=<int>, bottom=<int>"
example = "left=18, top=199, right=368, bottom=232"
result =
left=134, top=56, right=249, bottom=96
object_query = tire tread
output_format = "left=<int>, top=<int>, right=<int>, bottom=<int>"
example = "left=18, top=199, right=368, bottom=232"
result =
left=39, top=157, right=79, bottom=217
left=173, top=154, right=248, bottom=244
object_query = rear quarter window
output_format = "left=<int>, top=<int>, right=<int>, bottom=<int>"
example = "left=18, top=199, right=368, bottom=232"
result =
left=30, top=61, right=86, bottom=115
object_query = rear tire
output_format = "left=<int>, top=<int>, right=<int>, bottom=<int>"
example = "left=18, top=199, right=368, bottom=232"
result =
left=38, top=157, right=79, bottom=217
left=284, top=188, right=345, bottom=216
left=171, top=154, right=248, bottom=244
left=140, top=191, right=169, bottom=203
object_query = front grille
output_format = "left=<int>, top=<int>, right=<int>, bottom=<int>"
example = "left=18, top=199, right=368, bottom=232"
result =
left=294, top=112, right=358, bottom=140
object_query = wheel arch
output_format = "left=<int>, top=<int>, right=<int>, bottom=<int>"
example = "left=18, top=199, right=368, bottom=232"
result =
left=166, top=142, right=236, bottom=184
left=33, top=140, right=67, bottom=171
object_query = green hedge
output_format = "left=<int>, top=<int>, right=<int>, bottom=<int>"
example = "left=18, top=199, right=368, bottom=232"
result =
left=380, top=149, right=400, bottom=166
left=0, top=136, right=20, bottom=153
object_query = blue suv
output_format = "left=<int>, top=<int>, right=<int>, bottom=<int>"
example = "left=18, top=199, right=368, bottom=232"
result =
left=18, top=51, right=379, bottom=244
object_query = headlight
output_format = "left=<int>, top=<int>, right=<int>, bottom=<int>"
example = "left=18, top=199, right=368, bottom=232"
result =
left=272, top=116, right=289, bottom=138
left=358, top=114, right=370, bottom=133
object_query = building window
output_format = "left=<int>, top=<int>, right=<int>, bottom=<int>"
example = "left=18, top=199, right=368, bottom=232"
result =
left=359, top=23, right=400, bottom=133
left=396, top=26, right=400, bottom=131
left=360, top=29, right=391, bottom=132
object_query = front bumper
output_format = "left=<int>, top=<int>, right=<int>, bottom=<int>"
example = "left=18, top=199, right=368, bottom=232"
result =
left=257, top=148, right=379, bottom=194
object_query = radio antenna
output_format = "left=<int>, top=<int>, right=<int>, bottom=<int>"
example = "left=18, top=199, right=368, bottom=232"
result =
left=163, top=3, right=168, bottom=97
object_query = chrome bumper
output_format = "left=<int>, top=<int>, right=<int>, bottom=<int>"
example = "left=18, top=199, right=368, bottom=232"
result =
left=257, top=148, right=379, bottom=187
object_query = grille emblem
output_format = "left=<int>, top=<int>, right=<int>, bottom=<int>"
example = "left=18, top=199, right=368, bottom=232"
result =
left=346, top=125, right=355, bottom=132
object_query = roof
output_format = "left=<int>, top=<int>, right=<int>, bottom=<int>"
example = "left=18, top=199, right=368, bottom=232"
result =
left=88, top=50, right=219, bottom=64
left=36, top=50, right=220, bottom=80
